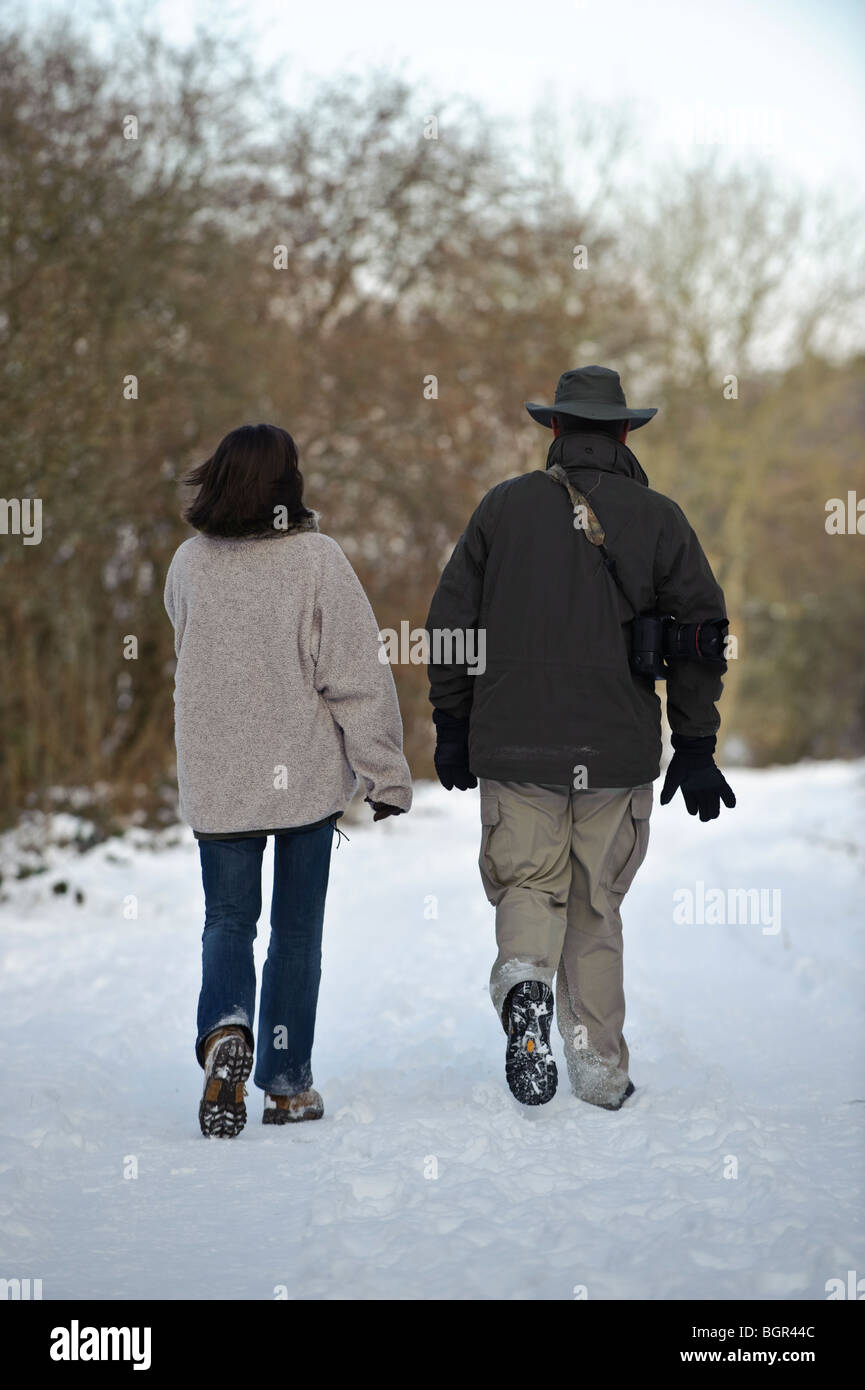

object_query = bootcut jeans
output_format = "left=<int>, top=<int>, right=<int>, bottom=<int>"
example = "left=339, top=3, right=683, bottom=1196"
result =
left=195, top=818, right=335, bottom=1094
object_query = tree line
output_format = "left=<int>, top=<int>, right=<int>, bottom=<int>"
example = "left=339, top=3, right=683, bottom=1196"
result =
left=1, top=16, right=863, bottom=835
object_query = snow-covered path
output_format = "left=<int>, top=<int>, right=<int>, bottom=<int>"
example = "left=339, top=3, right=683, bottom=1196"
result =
left=1, top=763, right=863, bottom=1301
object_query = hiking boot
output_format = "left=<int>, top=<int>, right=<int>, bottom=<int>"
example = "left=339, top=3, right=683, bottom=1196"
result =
left=503, top=980, right=558, bottom=1106
left=597, top=1079, right=636, bottom=1111
left=199, top=1027, right=254, bottom=1138
left=562, top=1040, right=635, bottom=1110
left=263, top=1089, right=324, bottom=1124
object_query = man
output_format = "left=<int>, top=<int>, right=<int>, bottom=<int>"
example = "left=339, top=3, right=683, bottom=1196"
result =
left=425, top=365, right=735, bottom=1111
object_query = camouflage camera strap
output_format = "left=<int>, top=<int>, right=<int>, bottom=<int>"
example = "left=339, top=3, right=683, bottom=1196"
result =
left=546, top=462, right=637, bottom=618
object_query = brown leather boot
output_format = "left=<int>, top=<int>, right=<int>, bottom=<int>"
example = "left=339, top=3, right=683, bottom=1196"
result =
left=262, top=1089, right=324, bottom=1124
left=199, top=1027, right=254, bottom=1138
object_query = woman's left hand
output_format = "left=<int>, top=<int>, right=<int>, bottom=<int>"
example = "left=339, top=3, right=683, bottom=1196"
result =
left=366, top=799, right=406, bottom=822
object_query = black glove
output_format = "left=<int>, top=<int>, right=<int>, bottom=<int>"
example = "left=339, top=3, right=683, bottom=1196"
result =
left=365, top=799, right=405, bottom=822
left=659, top=733, right=736, bottom=822
left=432, top=708, right=478, bottom=791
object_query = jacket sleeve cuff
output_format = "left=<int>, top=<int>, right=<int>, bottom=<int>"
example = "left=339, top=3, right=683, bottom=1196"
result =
left=432, top=708, right=470, bottom=733
left=670, top=732, right=717, bottom=754
left=367, top=785, right=413, bottom=812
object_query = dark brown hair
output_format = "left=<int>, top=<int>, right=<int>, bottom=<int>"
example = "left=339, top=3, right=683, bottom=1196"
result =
left=182, top=424, right=314, bottom=537
left=554, top=414, right=627, bottom=439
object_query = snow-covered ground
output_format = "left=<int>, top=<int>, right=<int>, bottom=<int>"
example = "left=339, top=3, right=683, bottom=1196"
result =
left=1, top=762, right=863, bottom=1301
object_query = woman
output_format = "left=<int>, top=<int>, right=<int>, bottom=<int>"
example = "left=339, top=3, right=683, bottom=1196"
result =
left=164, top=423, right=412, bottom=1138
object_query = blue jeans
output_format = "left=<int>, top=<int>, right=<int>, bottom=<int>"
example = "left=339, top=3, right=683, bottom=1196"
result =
left=195, top=819, right=335, bottom=1094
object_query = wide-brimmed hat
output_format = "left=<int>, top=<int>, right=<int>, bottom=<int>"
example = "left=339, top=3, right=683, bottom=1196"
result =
left=525, top=365, right=657, bottom=431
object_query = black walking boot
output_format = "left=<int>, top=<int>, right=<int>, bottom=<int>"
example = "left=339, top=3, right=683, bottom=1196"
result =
left=503, top=981, right=558, bottom=1106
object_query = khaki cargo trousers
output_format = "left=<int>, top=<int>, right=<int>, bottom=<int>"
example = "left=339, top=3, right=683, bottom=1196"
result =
left=479, top=779, right=653, bottom=1108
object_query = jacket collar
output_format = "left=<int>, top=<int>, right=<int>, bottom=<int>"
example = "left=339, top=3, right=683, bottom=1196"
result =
left=544, top=431, right=649, bottom=487
left=241, top=511, right=320, bottom=540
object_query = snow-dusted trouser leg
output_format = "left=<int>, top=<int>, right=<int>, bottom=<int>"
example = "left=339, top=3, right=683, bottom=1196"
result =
left=479, top=779, right=652, bottom=1108
left=196, top=836, right=265, bottom=1067
left=558, top=785, right=652, bottom=1107
left=479, top=780, right=572, bottom=1026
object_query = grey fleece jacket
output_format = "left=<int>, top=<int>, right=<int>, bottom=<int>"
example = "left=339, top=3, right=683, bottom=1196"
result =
left=163, top=517, right=412, bottom=835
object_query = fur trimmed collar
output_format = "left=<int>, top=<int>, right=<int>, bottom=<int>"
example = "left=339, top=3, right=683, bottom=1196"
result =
left=246, top=511, right=320, bottom=540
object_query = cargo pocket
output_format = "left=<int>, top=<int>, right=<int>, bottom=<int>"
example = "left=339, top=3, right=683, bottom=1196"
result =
left=479, top=791, right=503, bottom=894
left=606, top=786, right=653, bottom=896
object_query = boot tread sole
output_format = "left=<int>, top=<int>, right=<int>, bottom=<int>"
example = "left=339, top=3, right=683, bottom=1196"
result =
left=199, top=1035, right=254, bottom=1139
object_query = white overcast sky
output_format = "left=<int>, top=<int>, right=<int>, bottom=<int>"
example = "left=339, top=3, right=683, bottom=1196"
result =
left=15, top=0, right=865, bottom=198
